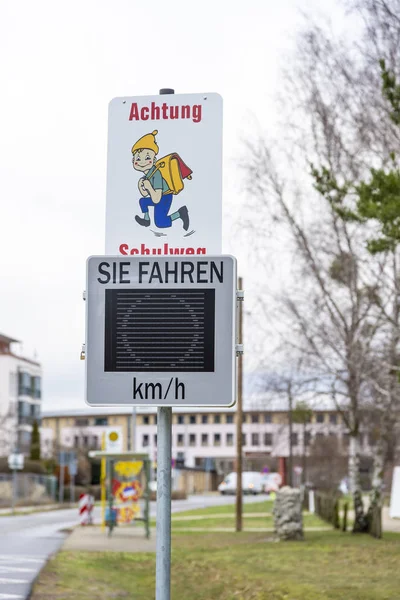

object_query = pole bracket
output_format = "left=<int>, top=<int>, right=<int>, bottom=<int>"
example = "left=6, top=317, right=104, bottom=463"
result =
left=80, top=343, right=86, bottom=360
left=236, top=344, right=244, bottom=356
left=236, top=290, right=244, bottom=301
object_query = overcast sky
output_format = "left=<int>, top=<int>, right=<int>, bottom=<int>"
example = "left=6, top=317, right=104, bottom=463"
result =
left=0, top=0, right=346, bottom=411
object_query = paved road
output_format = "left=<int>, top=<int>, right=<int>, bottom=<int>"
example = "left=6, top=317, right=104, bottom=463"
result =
left=0, top=494, right=264, bottom=599
left=0, top=508, right=78, bottom=599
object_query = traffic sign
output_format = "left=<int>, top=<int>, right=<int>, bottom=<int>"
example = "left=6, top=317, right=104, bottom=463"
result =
left=85, top=255, right=236, bottom=407
left=8, top=453, right=24, bottom=470
left=105, top=93, right=223, bottom=257
left=105, top=428, right=123, bottom=452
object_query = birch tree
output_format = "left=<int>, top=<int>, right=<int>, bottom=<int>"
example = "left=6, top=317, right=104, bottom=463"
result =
left=242, top=0, right=400, bottom=532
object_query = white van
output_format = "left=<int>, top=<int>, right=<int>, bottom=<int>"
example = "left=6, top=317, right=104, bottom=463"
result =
left=218, top=471, right=263, bottom=495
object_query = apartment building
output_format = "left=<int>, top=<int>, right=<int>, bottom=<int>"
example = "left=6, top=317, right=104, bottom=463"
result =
left=0, top=333, right=42, bottom=456
left=41, top=398, right=366, bottom=474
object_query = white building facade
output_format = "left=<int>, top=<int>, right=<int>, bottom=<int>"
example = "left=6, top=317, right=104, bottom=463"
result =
left=41, top=402, right=361, bottom=475
left=0, top=334, right=42, bottom=456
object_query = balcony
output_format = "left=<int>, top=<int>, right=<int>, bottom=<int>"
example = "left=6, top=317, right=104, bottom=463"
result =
left=18, top=416, right=41, bottom=426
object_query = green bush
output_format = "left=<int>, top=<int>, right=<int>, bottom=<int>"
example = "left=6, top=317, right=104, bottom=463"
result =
left=0, top=457, right=46, bottom=474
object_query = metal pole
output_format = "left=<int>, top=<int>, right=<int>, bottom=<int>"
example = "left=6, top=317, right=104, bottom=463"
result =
left=236, top=276, right=243, bottom=532
left=59, top=451, right=64, bottom=504
left=131, top=407, right=137, bottom=452
left=155, top=85, right=174, bottom=600
left=288, top=384, right=293, bottom=487
left=156, top=407, right=172, bottom=600
left=11, top=469, right=16, bottom=514
left=69, top=455, right=75, bottom=506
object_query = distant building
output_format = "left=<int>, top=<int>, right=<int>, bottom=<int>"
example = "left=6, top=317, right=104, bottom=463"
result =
left=41, top=399, right=370, bottom=476
left=0, top=333, right=42, bottom=456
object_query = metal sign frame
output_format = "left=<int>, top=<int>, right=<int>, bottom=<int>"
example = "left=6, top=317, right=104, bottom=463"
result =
left=85, top=254, right=237, bottom=407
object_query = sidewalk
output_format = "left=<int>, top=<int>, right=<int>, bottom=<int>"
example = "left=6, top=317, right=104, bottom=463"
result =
left=63, top=525, right=157, bottom=553
left=383, top=506, right=400, bottom=532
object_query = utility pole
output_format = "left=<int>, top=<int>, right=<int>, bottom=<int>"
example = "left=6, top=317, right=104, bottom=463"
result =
left=59, top=450, right=65, bottom=503
left=131, top=407, right=137, bottom=452
left=288, top=382, right=293, bottom=487
left=235, top=276, right=243, bottom=532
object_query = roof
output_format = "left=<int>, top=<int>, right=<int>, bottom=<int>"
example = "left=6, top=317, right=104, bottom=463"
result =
left=0, top=333, right=20, bottom=344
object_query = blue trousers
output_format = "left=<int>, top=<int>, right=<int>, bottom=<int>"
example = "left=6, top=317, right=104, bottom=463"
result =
left=139, top=193, right=173, bottom=228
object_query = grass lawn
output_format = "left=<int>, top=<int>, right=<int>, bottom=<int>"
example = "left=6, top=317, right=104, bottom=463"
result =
left=31, top=530, right=400, bottom=599
left=171, top=498, right=274, bottom=517
left=155, top=513, right=327, bottom=530
left=149, top=500, right=327, bottom=530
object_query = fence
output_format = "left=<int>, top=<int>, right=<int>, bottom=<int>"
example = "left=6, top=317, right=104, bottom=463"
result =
left=368, top=504, right=382, bottom=539
left=312, top=490, right=382, bottom=538
left=0, top=473, right=57, bottom=507
left=315, top=491, right=340, bottom=529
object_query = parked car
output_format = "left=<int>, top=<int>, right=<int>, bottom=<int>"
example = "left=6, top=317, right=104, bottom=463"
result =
left=218, top=472, right=263, bottom=495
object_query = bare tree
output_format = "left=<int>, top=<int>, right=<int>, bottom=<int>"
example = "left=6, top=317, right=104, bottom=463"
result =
left=241, top=0, right=400, bottom=532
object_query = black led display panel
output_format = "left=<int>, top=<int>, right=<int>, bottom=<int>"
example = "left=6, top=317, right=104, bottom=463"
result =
left=104, top=289, right=215, bottom=372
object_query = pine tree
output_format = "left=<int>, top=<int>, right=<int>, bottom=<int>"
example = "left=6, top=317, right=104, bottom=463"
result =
left=30, top=419, right=41, bottom=461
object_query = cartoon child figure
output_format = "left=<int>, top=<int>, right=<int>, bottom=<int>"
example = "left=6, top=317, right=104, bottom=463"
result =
left=132, top=130, right=189, bottom=231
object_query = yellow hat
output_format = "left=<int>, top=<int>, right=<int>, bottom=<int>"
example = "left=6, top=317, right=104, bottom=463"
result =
left=131, top=130, right=159, bottom=154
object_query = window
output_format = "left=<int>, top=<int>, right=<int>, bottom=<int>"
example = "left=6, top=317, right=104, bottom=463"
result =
left=329, top=414, right=337, bottom=425
left=264, top=413, right=272, bottom=423
left=264, top=433, right=272, bottom=446
left=177, top=434, right=184, bottom=446
left=83, top=436, right=89, bottom=447
left=75, top=418, right=89, bottom=427
left=242, top=414, right=247, bottom=423
left=251, top=414, right=259, bottom=424
left=32, top=376, right=41, bottom=399
left=316, top=432, right=325, bottom=442
left=214, top=415, right=221, bottom=424
left=316, top=413, right=324, bottom=424
left=74, top=436, right=79, bottom=447
left=176, top=452, right=185, bottom=467
left=143, top=434, right=149, bottom=447
left=177, top=415, right=185, bottom=425
left=201, top=415, right=208, bottom=424
left=226, top=414, right=234, bottom=424
left=291, top=433, right=298, bottom=446
left=94, top=417, right=108, bottom=426
left=18, top=401, right=30, bottom=419
left=227, top=433, right=234, bottom=446
left=189, top=434, right=196, bottom=446
left=92, top=436, right=99, bottom=449
left=143, top=416, right=150, bottom=425
left=252, top=433, right=259, bottom=446
left=18, top=372, right=32, bottom=396
left=154, top=434, right=157, bottom=445
left=305, top=431, right=312, bottom=446
left=214, top=433, right=221, bottom=446
left=189, top=415, right=196, bottom=424
left=242, top=434, right=247, bottom=446
left=154, top=415, right=158, bottom=425
left=201, top=433, right=208, bottom=446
